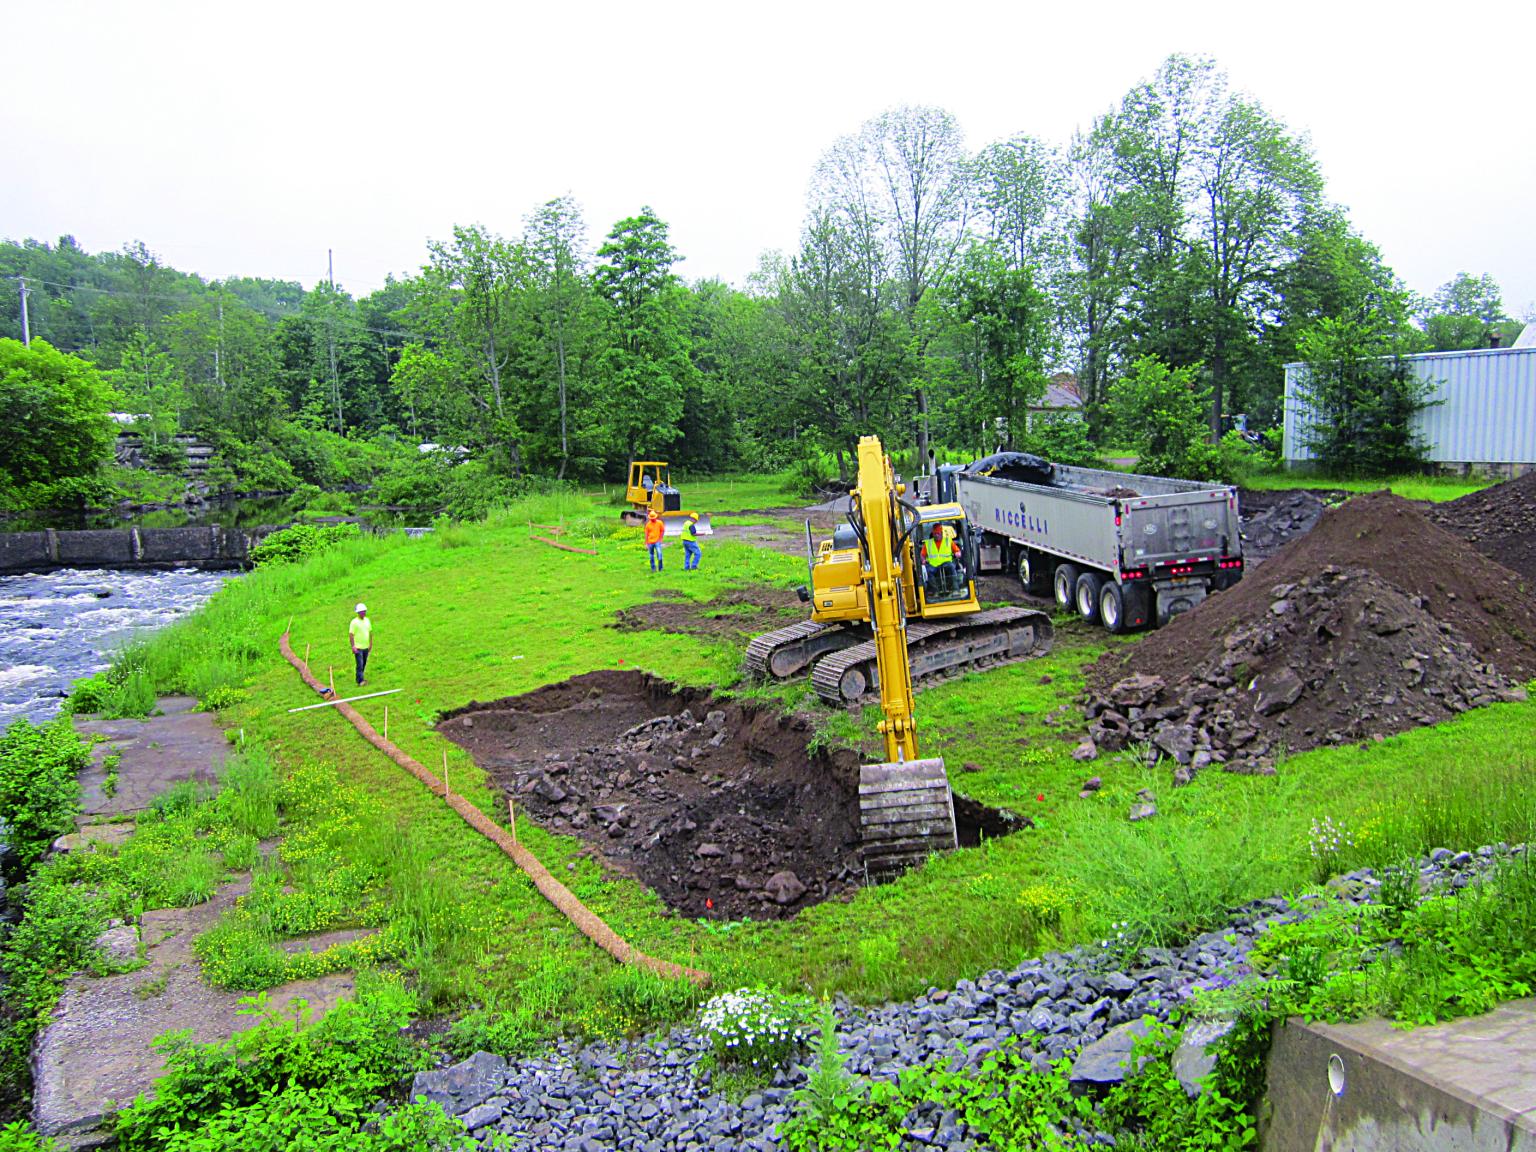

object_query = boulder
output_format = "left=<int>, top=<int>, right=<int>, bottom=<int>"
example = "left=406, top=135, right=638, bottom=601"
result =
left=409, top=1050, right=507, bottom=1115
left=1172, top=1018, right=1237, bottom=1097
left=1251, top=666, right=1304, bottom=716
left=763, top=871, right=806, bottom=905
left=1069, top=1018, right=1154, bottom=1090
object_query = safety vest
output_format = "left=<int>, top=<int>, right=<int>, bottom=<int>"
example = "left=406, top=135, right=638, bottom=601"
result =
left=924, top=527, right=956, bottom=566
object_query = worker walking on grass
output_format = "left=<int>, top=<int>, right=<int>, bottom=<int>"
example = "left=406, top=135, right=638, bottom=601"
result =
left=644, top=510, right=666, bottom=572
left=683, top=512, right=702, bottom=571
left=349, top=603, right=373, bottom=685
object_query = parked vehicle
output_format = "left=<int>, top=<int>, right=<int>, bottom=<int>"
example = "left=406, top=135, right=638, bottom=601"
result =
left=925, top=455, right=1244, bottom=631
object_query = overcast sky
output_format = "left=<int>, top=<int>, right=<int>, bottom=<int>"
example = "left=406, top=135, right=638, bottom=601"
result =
left=5, top=1, right=1533, bottom=317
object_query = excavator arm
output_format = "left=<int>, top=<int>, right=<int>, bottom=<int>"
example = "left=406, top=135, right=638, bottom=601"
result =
left=848, top=436, right=958, bottom=878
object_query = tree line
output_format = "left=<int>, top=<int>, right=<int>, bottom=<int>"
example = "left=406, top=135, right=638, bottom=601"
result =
left=1, top=54, right=1526, bottom=498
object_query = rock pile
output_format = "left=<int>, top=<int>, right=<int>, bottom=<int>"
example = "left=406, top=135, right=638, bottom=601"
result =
left=1429, top=469, right=1536, bottom=582
left=410, top=845, right=1521, bottom=1151
left=1085, top=492, right=1536, bottom=775
left=1236, top=488, right=1328, bottom=566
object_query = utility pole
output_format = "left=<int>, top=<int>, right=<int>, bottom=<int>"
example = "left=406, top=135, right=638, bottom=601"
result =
left=18, top=278, right=31, bottom=347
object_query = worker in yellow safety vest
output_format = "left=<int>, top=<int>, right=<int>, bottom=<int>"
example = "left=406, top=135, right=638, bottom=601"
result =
left=923, top=522, right=961, bottom=594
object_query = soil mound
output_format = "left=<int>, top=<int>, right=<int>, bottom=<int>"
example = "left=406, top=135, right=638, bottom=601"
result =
left=1086, top=491, right=1536, bottom=773
left=1428, top=471, right=1536, bottom=582
left=612, top=586, right=803, bottom=640
left=441, top=671, right=863, bottom=920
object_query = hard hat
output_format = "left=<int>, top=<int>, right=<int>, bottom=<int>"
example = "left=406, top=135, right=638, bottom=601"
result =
left=355, top=603, right=367, bottom=613
left=689, top=513, right=699, bottom=521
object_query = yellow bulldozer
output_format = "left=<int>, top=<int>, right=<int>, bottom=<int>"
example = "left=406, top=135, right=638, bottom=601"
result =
left=621, top=461, right=713, bottom=537
left=745, top=437, right=1052, bottom=706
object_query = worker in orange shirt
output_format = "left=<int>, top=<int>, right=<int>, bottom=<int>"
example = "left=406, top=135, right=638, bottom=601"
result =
left=644, top=509, right=667, bottom=572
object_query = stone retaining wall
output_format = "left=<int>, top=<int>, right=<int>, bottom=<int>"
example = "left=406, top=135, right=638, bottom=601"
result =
left=0, top=526, right=250, bottom=573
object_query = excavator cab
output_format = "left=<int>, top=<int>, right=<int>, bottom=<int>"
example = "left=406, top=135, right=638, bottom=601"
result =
left=912, top=506, right=977, bottom=612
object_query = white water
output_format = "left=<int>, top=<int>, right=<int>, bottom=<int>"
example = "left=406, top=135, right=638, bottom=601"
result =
left=0, top=567, right=228, bottom=729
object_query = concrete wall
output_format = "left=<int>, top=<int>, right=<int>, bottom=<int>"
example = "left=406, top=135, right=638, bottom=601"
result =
left=0, top=526, right=251, bottom=574
left=1262, top=1007, right=1536, bottom=1151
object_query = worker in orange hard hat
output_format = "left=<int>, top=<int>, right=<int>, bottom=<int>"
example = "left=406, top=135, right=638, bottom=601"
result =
left=644, top=509, right=666, bottom=572
left=683, top=511, right=702, bottom=571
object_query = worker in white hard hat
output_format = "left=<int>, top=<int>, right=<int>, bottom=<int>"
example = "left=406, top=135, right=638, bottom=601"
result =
left=349, top=602, right=373, bottom=686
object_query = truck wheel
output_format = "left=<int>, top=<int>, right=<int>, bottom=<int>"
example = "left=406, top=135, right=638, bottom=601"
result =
left=1099, top=582, right=1127, bottom=633
left=1018, top=549, right=1050, bottom=596
left=1075, top=571, right=1103, bottom=623
left=1053, top=564, right=1079, bottom=610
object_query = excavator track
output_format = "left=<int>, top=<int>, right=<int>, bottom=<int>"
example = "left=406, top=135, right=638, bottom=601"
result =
left=743, top=620, right=862, bottom=680
left=811, top=607, right=1054, bottom=705
left=857, top=757, right=957, bottom=880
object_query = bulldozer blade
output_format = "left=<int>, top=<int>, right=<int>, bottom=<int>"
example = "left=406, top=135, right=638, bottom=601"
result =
left=661, top=512, right=713, bottom=537
left=857, top=757, right=957, bottom=880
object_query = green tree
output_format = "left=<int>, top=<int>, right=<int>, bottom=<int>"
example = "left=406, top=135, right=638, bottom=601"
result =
left=1418, top=272, right=1516, bottom=351
left=0, top=339, right=117, bottom=486
left=1295, top=317, right=1437, bottom=476
left=592, top=208, right=695, bottom=468
left=1107, top=356, right=1216, bottom=479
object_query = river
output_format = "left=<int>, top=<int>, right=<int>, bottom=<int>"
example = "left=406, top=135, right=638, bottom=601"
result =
left=0, top=567, right=228, bottom=729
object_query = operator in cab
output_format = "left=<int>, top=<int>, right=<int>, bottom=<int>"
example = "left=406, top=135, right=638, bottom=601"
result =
left=923, top=521, right=962, bottom=596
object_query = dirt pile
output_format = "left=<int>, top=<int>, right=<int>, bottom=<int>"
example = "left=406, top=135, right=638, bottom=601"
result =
left=1085, top=491, right=1536, bottom=774
left=1237, top=489, right=1330, bottom=566
left=1428, top=471, right=1536, bottom=582
left=611, top=586, right=804, bottom=640
left=440, top=671, right=863, bottom=920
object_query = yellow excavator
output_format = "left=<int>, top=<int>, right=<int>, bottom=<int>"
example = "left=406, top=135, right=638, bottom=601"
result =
left=842, top=435, right=965, bottom=878
left=745, top=437, right=1052, bottom=705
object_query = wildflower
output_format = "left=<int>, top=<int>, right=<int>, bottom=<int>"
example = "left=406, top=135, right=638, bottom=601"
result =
left=1036, top=793, right=1044, bottom=802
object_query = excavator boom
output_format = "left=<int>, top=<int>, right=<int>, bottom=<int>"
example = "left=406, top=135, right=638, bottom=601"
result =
left=847, top=436, right=957, bottom=878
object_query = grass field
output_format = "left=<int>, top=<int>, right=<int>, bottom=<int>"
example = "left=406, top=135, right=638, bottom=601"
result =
left=120, top=488, right=1536, bottom=1041
left=1242, top=471, right=1493, bottom=502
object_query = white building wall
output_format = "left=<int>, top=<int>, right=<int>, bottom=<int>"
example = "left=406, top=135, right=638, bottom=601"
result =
left=1283, top=347, right=1536, bottom=473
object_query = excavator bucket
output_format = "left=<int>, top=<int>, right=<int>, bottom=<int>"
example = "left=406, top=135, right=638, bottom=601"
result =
left=857, top=757, right=957, bottom=880
left=661, top=512, right=713, bottom=537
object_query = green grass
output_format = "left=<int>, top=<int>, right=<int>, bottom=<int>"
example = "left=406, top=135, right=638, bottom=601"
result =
left=1243, top=471, right=1493, bottom=502
left=117, top=488, right=1536, bottom=1038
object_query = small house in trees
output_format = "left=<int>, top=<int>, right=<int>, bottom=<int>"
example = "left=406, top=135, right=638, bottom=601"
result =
left=1026, top=373, right=1084, bottom=429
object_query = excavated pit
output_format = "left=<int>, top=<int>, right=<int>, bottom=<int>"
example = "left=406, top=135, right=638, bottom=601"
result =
left=610, top=585, right=805, bottom=640
left=440, top=671, right=1015, bottom=919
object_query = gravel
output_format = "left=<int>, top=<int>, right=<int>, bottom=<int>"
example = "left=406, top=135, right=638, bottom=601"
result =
left=406, top=844, right=1523, bottom=1150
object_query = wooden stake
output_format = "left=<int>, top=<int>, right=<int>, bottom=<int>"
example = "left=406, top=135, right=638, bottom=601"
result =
left=328, top=667, right=335, bottom=695
left=285, top=615, right=293, bottom=637
left=304, top=642, right=310, bottom=665
left=509, top=797, right=517, bottom=845
left=442, top=749, right=450, bottom=797
left=383, top=705, right=388, bottom=740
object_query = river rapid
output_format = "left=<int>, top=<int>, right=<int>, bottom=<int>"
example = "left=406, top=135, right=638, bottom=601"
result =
left=0, top=568, right=228, bottom=729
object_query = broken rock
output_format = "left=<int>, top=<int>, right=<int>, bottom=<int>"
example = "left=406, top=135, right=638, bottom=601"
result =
left=764, top=870, right=807, bottom=906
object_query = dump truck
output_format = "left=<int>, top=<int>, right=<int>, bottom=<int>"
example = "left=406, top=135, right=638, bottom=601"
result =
left=622, top=461, right=713, bottom=537
left=927, top=454, right=1244, bottom=631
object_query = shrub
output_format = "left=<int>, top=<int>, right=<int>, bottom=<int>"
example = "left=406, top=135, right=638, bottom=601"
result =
left=0, top=1121, right=56, bottom=1151
left=1108, top=357, right=1219, bottom=480
left=1018, top=414, right=1100, bottom=468
left=249, top=521, right=360, bottom=567
left=0, top=718, right=88, bottom=882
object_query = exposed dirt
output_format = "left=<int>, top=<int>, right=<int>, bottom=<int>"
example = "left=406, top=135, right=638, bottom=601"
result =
left=611, top=586, right=805, bottom=640
left=1428, top=471, right=1536, bottom=583
left=1237, top=488, right=1336, bottom=566
left=1083, top=491, right=1536, bottom=775
left=441, top=671, right=865, bottom=920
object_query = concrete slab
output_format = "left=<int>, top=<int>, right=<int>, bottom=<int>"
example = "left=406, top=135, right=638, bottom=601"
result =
left=1263, top=1000, right=1536, bottom=1151
left=73, top=697, right=226, bottom=820
left=30, top=875, right=359, bottom=1151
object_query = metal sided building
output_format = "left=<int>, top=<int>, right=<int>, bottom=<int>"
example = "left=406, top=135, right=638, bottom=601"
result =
left=1282, top=345, right=1536, bottom=476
